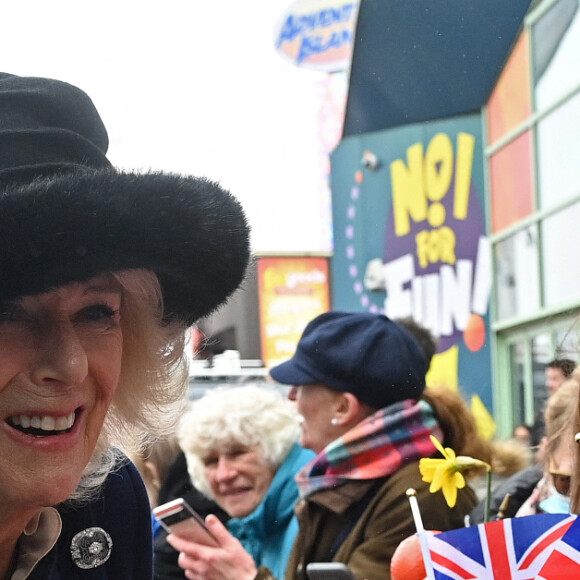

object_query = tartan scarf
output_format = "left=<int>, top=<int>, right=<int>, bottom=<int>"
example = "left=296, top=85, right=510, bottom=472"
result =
left=296, top=398, right=442, bottom=498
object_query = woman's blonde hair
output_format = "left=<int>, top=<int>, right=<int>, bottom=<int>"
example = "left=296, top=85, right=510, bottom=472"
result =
left=178, top=384, right=301, bottom=499
left=558, top=368, right=580, bottom=513
left=69, top=268, right=188, bottom=503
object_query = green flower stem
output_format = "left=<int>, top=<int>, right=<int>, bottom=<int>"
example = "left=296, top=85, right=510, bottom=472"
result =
left=484, top=468, right=492, bottom=523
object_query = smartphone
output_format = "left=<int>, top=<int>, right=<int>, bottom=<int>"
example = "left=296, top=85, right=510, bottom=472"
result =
left=153, top=498, right=218, bottom=546
left=305, top=563, right=357, bottom=580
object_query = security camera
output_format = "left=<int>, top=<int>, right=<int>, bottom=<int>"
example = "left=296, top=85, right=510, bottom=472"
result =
left=361, top=150, right=380, bottom=171
left=364, top=258, right=386, bottom=290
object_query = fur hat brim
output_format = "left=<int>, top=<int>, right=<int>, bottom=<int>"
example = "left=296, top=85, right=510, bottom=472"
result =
left=0, top=167, right=250, bottom=325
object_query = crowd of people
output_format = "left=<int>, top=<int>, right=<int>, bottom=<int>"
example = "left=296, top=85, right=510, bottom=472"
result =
left=161, top=312, right=481, bottom=580
left=155, top=312, right=580, bottom=580
left=3, top=68, right=580, bottom=580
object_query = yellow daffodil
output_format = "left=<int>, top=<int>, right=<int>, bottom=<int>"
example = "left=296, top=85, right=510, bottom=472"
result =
left=420, top=435, right=490, bottom=509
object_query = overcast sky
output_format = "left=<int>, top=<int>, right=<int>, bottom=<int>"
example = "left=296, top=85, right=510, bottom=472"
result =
left=3, top=0, right=340, bottom=253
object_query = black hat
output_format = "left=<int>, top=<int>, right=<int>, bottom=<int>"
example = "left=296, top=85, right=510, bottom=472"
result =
left=0, top=73, right=250, bottom=324
left=269, top=311, right=426, bottom=409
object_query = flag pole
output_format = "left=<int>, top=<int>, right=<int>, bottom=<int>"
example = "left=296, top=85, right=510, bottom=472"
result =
left=406, top=488, right=436, bottom=580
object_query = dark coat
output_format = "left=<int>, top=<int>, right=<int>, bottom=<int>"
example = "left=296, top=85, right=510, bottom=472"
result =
left=469, top=463, right=544, bottom=525
left=29, top=459, right=152, bottom=579
left=153, top=452, right=229, bottom=580
left=279, top=460, right=476, bottom=580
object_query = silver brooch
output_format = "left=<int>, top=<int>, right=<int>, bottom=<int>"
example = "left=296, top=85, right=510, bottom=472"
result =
left=70, top=527, right=113, bottom=569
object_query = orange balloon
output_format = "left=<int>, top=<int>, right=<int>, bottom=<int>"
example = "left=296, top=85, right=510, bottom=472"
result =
left=463, top=313, right=486, bottom=352
left=391, top=531, right=440, bottom=580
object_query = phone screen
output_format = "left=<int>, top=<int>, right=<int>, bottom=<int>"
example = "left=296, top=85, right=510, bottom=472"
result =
left=305, top=563, right=357, bottom=580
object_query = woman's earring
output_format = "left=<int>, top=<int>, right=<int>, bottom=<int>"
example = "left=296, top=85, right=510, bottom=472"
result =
left=575, top=432, right=580, bottom=444
left=331, top=418, right=339, bottom=425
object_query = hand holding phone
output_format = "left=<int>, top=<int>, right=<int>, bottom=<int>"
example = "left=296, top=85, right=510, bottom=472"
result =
left=153, top=498, right=218, bottom=547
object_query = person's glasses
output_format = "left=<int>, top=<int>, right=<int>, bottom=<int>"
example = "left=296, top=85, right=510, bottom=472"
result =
left=549, top=458, right=571, bottom=496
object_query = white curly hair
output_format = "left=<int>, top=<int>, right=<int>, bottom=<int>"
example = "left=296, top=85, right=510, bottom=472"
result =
left=178, top=384, right=301, bottom=499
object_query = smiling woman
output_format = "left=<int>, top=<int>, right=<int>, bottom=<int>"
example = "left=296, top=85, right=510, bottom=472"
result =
left=0, top=72, right=249, bottom=579
left=172, top=385, right=314, bottom=579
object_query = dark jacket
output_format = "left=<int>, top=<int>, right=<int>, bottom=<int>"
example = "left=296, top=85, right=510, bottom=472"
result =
left=469, top=463, right=544, bottom=525
left=29, top=458, right=152, bottom=579
left=256, top=460, right=476, bottom=580
left=153, top=452, right=229, bottom=580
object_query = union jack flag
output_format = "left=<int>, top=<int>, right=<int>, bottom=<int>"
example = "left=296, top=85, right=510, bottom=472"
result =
left=424, top=513, right=576, bottom=580
left=536, top=515, right=580, bottom=579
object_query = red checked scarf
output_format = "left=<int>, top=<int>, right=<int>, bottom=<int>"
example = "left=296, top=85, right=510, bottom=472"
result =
left=296, top=398, right=442, bottom=497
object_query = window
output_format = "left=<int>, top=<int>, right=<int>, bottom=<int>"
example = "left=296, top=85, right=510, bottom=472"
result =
left=500, top=320, right=579, bottom=431
left=489, top=131, right=535, bottom=232
left=532, top=0, right=580, bottom=111
left=494, top=225, right=540, bottom=319
left=536, top=91, right=580, bottom=209
left=487, top=0, right=580, bottom=436
left=542, top=200, right=580, bottom=307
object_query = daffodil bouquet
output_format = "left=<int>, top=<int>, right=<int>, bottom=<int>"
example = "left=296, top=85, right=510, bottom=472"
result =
left=420, top=435, right=492, bottom=521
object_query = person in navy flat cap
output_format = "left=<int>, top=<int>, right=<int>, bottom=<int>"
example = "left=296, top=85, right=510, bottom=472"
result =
left=169, top=311, right=477, bottom=580
left=0, top=72, right=249, bottom=578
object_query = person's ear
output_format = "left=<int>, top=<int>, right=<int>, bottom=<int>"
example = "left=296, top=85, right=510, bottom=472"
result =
left=333, top=392, right=364, bottom=427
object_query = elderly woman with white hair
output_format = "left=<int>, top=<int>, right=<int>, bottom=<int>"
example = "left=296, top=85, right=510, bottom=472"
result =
left=175, top=385, right=314, bottom=579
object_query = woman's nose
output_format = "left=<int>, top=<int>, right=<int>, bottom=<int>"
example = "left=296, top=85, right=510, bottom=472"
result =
left=30, top=319, right=89, bottom=386
left=215, top=457, right=236, bottom=481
